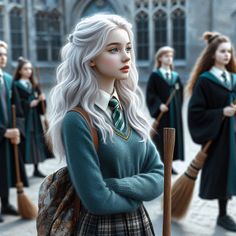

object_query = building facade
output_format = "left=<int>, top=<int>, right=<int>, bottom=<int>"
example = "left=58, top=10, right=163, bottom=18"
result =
left=0, top=0, right=236, bottom=84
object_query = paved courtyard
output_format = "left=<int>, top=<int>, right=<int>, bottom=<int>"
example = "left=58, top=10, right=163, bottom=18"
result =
left=0, top=84, right=235, bottom=236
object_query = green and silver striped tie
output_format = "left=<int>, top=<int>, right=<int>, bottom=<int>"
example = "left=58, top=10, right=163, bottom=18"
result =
left=108, top=97, right=126, bottom=132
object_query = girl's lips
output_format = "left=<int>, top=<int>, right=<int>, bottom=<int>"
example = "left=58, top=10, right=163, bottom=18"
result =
left=120, top=66, right=129, bottom=70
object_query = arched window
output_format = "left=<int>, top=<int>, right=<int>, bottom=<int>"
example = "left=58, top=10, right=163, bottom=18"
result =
left=9, top=0, right=21, bottom=3
left=10, top=8, right=23, bottom=60
left=35, top=11, right=61, bottom=62
left=135, top=0, right=186, bottom=63
left=49, top=13, right=61, bottom=61
left=172, top=8, right=185, bottom=59
left=35, top=12, right=48, bottom=61
left=0, top=8, right=3, bottom=40
left=153, top=10, right=167, bottom=52
left=82, top=0, right=115, bottom=17
left=136, top=11, right=149, bottom=60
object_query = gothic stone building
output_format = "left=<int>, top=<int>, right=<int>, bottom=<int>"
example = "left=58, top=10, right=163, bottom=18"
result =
left=1, top=0, right=236, bottom=84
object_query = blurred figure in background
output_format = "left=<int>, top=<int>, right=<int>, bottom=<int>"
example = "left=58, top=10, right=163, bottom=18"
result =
left=13, top=57, right=50, bottom=178
left=0, top=41, right=28, bottom=223
left=146, top=46, right=184, bottom=174
left=187, top=32, right=236, bottom=232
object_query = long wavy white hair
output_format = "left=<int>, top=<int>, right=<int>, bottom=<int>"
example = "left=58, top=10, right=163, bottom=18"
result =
left=47, top=14, right=151, bottom=158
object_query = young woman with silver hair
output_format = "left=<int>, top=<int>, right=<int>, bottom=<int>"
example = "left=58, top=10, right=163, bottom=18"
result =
left=47, top=14, right=164, bottom=235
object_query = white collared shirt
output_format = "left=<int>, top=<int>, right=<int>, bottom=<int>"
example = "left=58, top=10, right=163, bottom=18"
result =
left=19, top=78, right=32, bottom=89
left=0, top=69, right=3, bottom=85
left=95, top=89, right=120, bottom=121
left=160, top=67, right=172, bottom=80
left=210, top=66, right=231, bottom=84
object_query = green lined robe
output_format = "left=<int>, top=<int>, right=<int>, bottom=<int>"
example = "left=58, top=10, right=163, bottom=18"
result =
left=188, top=71, right=236, bottom=199
left=146, top=69, right=184, bottom=161
left=15, top=81, right=50, bottom=164
left=0, top=72, right=28, bottom=197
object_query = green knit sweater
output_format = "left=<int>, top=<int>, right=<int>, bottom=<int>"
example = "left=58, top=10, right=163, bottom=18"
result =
left=62, top=111, right=164, bottom=215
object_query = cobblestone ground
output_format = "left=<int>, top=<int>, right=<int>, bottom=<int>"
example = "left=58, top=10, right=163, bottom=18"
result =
left=0, top=84, right=235, bottom=236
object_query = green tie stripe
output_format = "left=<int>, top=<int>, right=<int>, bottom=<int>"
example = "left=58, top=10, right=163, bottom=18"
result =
left=109, top=97, right=125, bottom=132
left=222, top=72, right=228, bottom=85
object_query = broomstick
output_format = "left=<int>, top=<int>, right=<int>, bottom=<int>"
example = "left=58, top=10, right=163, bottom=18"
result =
left=163, top=128, right=175, bottom=236
left=150, top=83, right=180, bottom=138
left=36, top=68, right=49, bottom=131
left=12, top=105, right=38, bottom=219
left=171, top=99, right=236, bottom=219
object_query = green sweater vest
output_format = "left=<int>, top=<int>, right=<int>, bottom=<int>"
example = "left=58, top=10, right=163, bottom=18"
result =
left=62, top=111, right=164, bottom=215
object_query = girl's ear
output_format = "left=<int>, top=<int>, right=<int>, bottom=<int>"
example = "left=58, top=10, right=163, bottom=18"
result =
left=90, top=60, right=96, bottom=67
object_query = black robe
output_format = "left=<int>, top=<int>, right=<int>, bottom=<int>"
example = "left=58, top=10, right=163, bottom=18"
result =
left=0, top=72, right=28, bottom=198
left=188, top=71, right=236, bottom=199
left=15, top=81, right=51, bottom=164
left=146, top=69, right=184, bottom=161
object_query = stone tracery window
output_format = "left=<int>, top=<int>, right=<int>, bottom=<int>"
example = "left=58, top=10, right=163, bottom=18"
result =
left=10, top=8, right=23, bottom=60
left=35, top=11, right=61, bottom=62
left=0, top=8, right=3, bottom=40
left=135, top=0, right=186, bottom=61
left=153, top=10, right=167, bottom=52
left=136, top=10, right=149, bottom=60
left=172, top=8, right=185, bottom=59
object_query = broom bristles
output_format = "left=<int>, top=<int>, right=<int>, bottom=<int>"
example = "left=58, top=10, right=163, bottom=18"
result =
left=171, top=174, right=195, bottom=219
left=17, top=192, right=38, bottom=219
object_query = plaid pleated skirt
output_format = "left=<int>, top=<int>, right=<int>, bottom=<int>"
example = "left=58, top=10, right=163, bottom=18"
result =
left=75, top=204, right=155, bottom=236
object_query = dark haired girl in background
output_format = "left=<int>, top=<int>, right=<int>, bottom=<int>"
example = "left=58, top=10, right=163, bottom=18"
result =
left=14, top=57, right=50, bottom=177
left=187, top=32, right=236, bottom=232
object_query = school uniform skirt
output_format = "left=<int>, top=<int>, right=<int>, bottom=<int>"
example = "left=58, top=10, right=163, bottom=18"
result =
left=75, top=204, right=155, bottom=236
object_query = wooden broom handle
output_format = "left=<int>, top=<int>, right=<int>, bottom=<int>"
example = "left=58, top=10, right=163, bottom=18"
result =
left=150, top=89, right=177, bottom=138
left=163, top=128, right=175, bottom=236
left=36, top=68, right=47, bottom=116
left=157, top=89, right=177, bottom=124
left=201, top=140, right=213, bottom=153
left=12, top=105, right=22, bottom=184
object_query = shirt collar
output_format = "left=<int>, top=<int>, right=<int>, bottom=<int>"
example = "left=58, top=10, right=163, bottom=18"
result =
left=210, top=66, right=229, bottom=79
left=159, top=67, right=172, bottom=79
left=95, top=89, right=120, bottom=112
left=160, top=67, right=172, bottom=74
left=0, top=69, right=3, bottom=84
left=19, top=78, right=31, bottom=86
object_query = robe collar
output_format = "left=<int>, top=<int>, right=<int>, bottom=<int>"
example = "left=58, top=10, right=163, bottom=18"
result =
left=201, top=71, right=236, bottom=91
left=154, top=68, right=178, bottom=86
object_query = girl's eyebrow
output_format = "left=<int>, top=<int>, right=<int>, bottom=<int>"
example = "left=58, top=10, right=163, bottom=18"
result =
left=106, top=42, right=131, bottom=47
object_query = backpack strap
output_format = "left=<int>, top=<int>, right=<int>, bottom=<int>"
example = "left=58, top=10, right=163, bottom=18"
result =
left=70, top=107, right=98, bottom=151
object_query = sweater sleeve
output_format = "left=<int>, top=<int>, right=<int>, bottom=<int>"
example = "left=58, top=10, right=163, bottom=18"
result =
left=104, top=140, right=164, bottom=201
left=62, top=111, right=141, bottom=215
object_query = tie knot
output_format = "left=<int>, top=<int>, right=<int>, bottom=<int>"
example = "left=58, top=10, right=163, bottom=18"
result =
left=221, top=72, right=228, bottom=84
left=108, top=97, right=120, bottom=111
left=26, top=81, right=31, bottom=89
left=222, top=71, right=227, bottom=79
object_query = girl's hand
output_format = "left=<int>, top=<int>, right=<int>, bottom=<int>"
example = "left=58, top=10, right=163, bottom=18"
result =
left=38, top=93, right=46, bottom=101
left=4, top=128, right=20, bottom=139
left=30, top=99, right=39, bottom=107
left=160, top=104, right=169, bottom=112
left=223, top=105, right=236, bottom=117
left=10, top=136, right=20, bottom=145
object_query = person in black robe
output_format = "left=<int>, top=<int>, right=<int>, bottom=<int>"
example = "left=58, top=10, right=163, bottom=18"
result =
left=14, top=57, right=51, bottom=178
left=187, top=32, right=236, bottom=232
left=0, top=41, right=28, bottom=222
left=146, top=46, right=184, bottom=174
